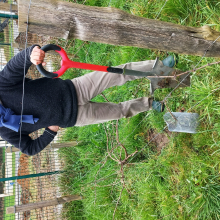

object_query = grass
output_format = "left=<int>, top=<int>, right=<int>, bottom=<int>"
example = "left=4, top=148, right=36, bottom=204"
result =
left=52, top=0, right=220, bottom=219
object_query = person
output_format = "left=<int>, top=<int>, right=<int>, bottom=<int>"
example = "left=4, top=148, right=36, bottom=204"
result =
left=0, top=45, right=174, bottom=156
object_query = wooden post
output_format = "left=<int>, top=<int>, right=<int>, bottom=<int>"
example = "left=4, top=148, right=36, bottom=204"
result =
left=18, top=0, right=220, bottom=57
left=6, top=195, right=82, bottom=214
left=5, top=141, right=79, bottom=153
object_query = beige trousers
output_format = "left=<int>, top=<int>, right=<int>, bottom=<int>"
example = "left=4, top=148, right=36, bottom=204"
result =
left=72, top=60, right=155, bottom=126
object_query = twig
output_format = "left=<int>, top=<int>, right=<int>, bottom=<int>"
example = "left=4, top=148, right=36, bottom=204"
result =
left=119, top=165, right=131, bottom=195
left=116, top=120, right=128, bottom=158
left=113, top=186, right=124, bottom=220
left=111, top=173, right=121, bottom=195
left=146, top=60, right=220, bottom=78
left=71, top=41, right=88, bottom=59
left=102, top=121, right=139, bottom=219
left=175, top=61, right=220, bottom=77
left=100, top=93, right=110, bottom=102
left=163, top=99, right=177, bottom=121
left=96, top=181, right=121, bottom=187
left=107, top=149, right=119, bottom=162
left=84, top=173, right=118, bottom=186
left=104, top=125, right=119, bottom=162
left=94, top=158, right=108, bottom=204
left=126, top=163, right=138, bottom=166
left=121, top=149, right=138, bottom=164
left=112, top=122, right=123, bottom=160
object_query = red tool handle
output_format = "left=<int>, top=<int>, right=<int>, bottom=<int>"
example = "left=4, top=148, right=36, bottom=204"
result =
left=36, top=44, right=123, bottom=78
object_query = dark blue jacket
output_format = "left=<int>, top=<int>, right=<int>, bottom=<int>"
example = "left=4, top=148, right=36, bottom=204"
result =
left=0, top=45, right=78, bottom=155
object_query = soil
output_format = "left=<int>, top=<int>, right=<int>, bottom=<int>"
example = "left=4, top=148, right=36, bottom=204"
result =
left=149, top=129, right=174, bottom=153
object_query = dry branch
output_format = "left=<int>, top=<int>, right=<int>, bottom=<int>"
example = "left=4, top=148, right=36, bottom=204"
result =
left=113, top=186, right=124, bottom=220
left=7, top=195, right=82, bottom=214
left=101, top=121, right=139, bottom=219
left=163, top=99, right=177, bottom=122
left=94, top=158, right=108, bottom=204
left=100, top=93, right=110, bottom=102
left=147, top=61, right=220, bottom=79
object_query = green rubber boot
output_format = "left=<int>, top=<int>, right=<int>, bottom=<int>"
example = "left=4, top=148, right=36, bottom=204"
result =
left=162, top=55, right=177, bottom=68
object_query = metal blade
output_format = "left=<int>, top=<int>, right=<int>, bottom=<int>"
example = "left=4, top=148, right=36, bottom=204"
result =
left=123, top=57, right=174, bottom=77
left=122, top=57, right=191, bottom=94
left=149, top=58, right=190, bottom=94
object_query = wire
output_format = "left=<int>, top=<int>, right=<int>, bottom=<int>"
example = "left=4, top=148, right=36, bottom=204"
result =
left=19, top=0, right=32, bottom=149
left=155, top=0, right=168, bottom=20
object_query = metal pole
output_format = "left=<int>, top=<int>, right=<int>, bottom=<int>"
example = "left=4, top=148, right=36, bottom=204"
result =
left=0, top=171, right=63, bottom=182
left=0, top=42, right=10, bottom=46
left=0, top=13, right=18, bottom=19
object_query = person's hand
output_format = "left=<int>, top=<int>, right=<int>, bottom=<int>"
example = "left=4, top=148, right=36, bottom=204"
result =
left=48, top=126, right=59, bottom=132
left=30, top=46, right=46, bottom=66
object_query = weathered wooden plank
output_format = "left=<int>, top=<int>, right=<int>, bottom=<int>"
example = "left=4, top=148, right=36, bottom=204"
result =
left=18, top=0, right=220, bottom=57
left=6, top=195, right=82, bottom=214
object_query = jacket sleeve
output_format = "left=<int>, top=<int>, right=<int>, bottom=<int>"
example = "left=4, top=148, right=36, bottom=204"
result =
left=0, top=127, right=57, bottom=156
left=0, top=45, right=40, bottom=86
